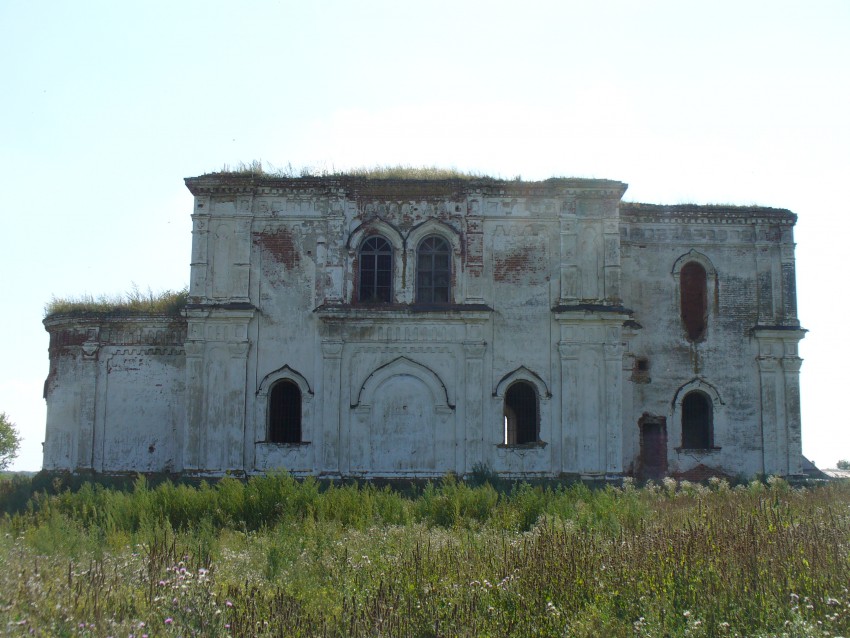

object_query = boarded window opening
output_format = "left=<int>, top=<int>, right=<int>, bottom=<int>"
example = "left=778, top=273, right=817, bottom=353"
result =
left=358, top=236, right=393, bottom=303
left=504, top=382, right=538, bottom=445
left=638, top=415, right=667, bottom=480
left=681, top=391, right=712, bottom=449
left=680, top=261, right=708, bottom=341
left=416, top=235, right=451, bottom=304
left=269, top=380, right=302, bottom=444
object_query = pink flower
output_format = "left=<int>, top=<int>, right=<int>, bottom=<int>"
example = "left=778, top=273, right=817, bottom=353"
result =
left=164, top=617, right=173, bottom=625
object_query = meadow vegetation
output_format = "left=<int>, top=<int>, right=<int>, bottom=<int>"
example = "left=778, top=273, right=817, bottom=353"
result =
left=1, top=473, right=849, bottom=637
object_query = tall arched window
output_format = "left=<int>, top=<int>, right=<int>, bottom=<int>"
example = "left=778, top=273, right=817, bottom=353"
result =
left=358, top=236, right=393, bottom=303
left=681, top=391, right=712, bottom=449
left=504, top=381, right=538, bottom=445
left=680, top=261, right=708, bottom=341
left=416, top=235, right=451, bottom=304
left=269, top=380, right=302, bottom=443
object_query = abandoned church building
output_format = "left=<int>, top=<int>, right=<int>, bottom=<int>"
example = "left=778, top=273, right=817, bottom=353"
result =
left=42, top=173, right=806, bottom=480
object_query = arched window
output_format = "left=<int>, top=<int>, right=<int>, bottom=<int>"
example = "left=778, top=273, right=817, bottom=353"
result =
left=358, top=236, right=393, bottom=303
left=269, top=380, right=302, bottom=443
left=416, top=235, right=451, bottom=304
left=504, top=381, right=538, bottom=445
left=680, top=261, right=708, bottom=341
left=681, top=391, right=712, bottom=449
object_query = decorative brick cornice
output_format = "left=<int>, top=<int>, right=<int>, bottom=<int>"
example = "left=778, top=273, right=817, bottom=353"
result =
left=44, top=315, right=187, bottom=349
left=185, top=175, right=628, bottom=201
left=621, top=202, right=796, bottom=225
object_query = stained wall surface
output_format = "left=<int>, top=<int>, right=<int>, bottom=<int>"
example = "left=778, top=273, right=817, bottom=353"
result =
left=43, top=175, right=806, bottom=479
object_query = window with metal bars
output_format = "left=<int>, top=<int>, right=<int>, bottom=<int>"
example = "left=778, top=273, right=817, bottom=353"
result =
left=269, top=380, right=302, bottom=444
left=358, top=236, right=393, bottom=303
left=416, top=236, right=451, bottom=304
left=503, top=381, right=538, bottom=445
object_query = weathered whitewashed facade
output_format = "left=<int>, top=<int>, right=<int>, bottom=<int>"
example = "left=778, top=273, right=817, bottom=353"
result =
left=43, top=174, right=806, bottom=479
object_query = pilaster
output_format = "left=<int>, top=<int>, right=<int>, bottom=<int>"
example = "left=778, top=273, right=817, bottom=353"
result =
left=464, top=197, right=485, bottom=302
left=754, top=328, right=806, bottom=476
left=77, top=337, right=100, bottom=470
left=462, top=339, right=486, bottom=474
left=604, top=341, right=624, bottom=475
left=320, top=339, right=344, bottom=475
left=183, top=307, right=255, bottom=472
left=555, top=308, right=629, bottom=476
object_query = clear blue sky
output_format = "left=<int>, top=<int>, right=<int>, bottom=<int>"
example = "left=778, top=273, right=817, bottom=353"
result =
left=1, top=0, right=848, bottom=470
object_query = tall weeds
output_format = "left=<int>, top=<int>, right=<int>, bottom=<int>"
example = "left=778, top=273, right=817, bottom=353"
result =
left=1, top=475, right=849, bottom=637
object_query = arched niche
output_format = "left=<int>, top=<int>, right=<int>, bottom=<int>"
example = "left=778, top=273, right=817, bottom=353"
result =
left=350, top=356, right=455, bottom=474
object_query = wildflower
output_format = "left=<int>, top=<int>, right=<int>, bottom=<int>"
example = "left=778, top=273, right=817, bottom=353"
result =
left=165, top=617, right=173, bottom=625
left=683, top=610, right=691, bottom=618
left=225, top=600, right=233, bottom=608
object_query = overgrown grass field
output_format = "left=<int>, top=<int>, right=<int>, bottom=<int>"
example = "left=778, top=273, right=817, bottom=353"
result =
left=1, top=474, right=848, bottom=637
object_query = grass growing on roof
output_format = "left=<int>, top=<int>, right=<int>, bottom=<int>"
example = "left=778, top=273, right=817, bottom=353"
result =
left=212, top=160, right=495, bottom=180
left=44, top=285, right=188, bottom=318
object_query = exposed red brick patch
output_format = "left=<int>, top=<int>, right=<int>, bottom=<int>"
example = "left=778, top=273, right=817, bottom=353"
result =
left=253, top=228, right=300, bottom=270
left=43, top=364, right=58, bottom=399
left=48, top=329, right=88, bottom=356
left=493, top=244, right=547, bottom=285
left=672, top=464, right=732, bottom=482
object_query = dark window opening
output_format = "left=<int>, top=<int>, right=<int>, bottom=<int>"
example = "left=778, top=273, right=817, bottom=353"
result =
left=416, top=236, right=451, bottom=304
left=636, top=357, right=649, bottom=372
left=358, top=236, right=393, bottom=303
left=680, top=261, right=708, bottom=341
left=504, top=381, right=538, bottom=445
left=269, top=380, right=302, bottom=443
left=681, top=391, right=712, bottom=449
